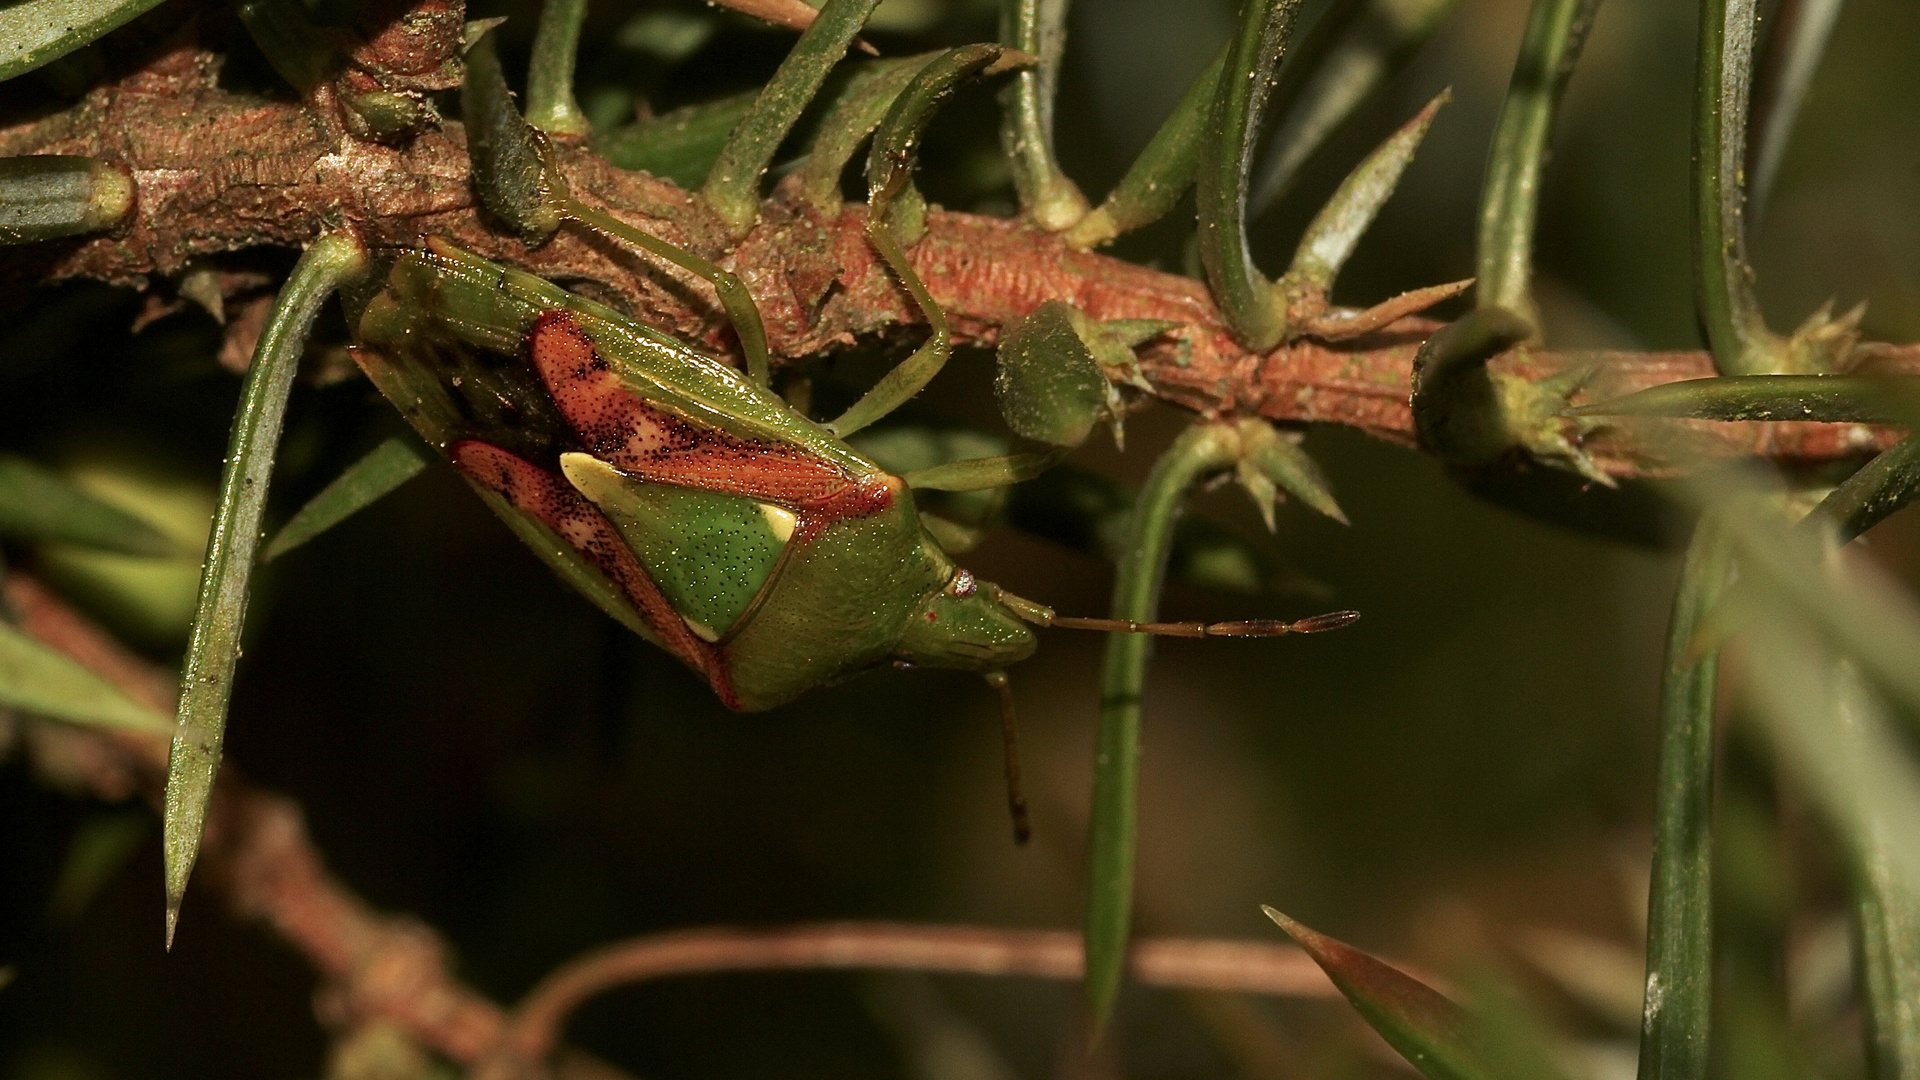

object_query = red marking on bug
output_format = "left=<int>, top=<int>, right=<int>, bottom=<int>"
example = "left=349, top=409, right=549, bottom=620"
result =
left=527, top=309, right=899, bottom=542
left=451, top=440, right=740, bottom=709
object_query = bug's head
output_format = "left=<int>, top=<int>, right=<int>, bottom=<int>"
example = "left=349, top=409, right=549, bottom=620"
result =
left=893, top=567, right=1037, bottom=671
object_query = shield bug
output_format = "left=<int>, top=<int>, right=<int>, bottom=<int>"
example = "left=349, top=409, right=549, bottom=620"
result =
left=346, top=238, right=1354, bottom=836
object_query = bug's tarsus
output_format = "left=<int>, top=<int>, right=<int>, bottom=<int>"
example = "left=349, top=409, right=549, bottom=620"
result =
left=984, top=670, right=1032, bottom=846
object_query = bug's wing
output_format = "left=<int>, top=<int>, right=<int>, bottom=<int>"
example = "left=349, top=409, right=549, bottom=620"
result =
left=560, top=453, right=795, bottom=643
left=449, top=442, right=739, bottom=706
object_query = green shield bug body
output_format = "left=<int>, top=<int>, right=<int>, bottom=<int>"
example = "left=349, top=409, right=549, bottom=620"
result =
left=349, top=239, right=1038, bottom=711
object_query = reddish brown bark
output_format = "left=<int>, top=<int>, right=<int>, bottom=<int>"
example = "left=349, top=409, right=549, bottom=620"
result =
left=3, top=35, right=1910, bottom=485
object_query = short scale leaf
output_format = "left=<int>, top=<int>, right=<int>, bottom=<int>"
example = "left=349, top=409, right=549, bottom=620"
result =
left=261, top=436, right=434, bottom=563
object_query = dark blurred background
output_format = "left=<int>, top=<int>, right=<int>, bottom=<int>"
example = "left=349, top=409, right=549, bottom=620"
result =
left=3, top=0, right=1919, bottom=1076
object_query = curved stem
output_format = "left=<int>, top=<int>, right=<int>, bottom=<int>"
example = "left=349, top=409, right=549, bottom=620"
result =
left=1084, top=421, right=1243, bottom=1031
left=164, top=230, right=368, bottom=945
left=1476, top=0, right=1600, bottom=325
left=1637, top=515, right=1730, bottom=1080
left=500, top=922, right=1338, bottom=1068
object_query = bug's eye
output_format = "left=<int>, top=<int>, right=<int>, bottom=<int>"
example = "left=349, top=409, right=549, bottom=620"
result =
left=946, top=568, right=977, bottom=598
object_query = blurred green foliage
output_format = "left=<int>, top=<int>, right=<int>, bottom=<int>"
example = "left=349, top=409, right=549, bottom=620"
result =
left=2, top=0, right=1919, bottom=1077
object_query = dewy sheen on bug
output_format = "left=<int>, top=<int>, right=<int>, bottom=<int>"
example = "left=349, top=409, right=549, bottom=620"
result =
left=345, top=239, right=1356, bottom=837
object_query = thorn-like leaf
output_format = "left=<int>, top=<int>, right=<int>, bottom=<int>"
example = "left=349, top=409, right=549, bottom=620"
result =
left=1476, top=0, right=1599, bottom=321
left=1807, top=431, right=1920, bottom=547
left=0, top=619, right=173, bottom=735
left=1236, top=420, right=1347, bottom=525
left=1694, top=0, right=1783, bottom=375
left=1571, top=374, right=1920, bottom=425
left=1639, top=518, right=1730, bottom=1080
left=998, top=0, right=1089, bottom=231
left=1283, top=90, right=1448, bottom=297
left=1295, top=278, right=1470, bottom=342
left=164, top=232, right=367, bottom=948
left=1250, top=0, right=1464, bottom=217
left=261, top=436, right=434, bottom=563
left=0, top=454, right=177, bottom=556
left=1261, top=907, right=1494, bottom=1080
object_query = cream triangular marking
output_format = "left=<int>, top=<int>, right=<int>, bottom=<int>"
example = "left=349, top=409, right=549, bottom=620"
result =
left=758, top=503, right=798, bottom=543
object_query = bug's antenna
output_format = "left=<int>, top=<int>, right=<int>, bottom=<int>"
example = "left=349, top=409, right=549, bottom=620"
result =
left=991, top=586, right=1360, bottom=638
left=1046, top=610, right=1361, bottom=637
left=983, top=670, right=1031, bottom=845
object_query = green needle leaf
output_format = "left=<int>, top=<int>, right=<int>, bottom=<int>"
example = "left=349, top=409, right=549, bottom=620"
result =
left=1084, top=421, right=1242, bottom=1031
left=1834, top=664, right=1920, bottom=1080
left=1571, top=374, right=1920, bottom=424
left=1694, top=0, right=1785, bottom=374
left=0, top=156, right=134, bottom=245
left=1747, top=0, right=1844, bottom=221
left=261, top=436, right=434, bottom=563
left=0, top=619, right=173, bottom=735
left=1261, top=907, right=1494, bottom=1080
left=164, top=231, right=367, bottom=948
left=997, top=0, right=1089, bottom=231
left=1196, top=0, right=1304, bottom=352
left=701, top=0, right=882, bottom=234
left=1807, top=432, right=1920, bottom=546
left=596, top=92, right=757, bottom=186
left=0, top=0, right=172, bottom=82
left=0, top=454, right=176, bottom=556
left=1476, top=0, right=1598, bottom=322
left=525, top=0, right=592, bottom=136
left=1638, top=517, right=1731, bottom=1080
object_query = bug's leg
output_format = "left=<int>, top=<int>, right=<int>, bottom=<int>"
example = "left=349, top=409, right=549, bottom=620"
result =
left=826, top=45, right=1017, bottom=438
left=558, top=196, right=774, bottom=389
left=901, top=448, right=1069, bottom=492
left=465, top=30, right=776, bottom=386
left=983, top=670, right=1032, bottom=845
